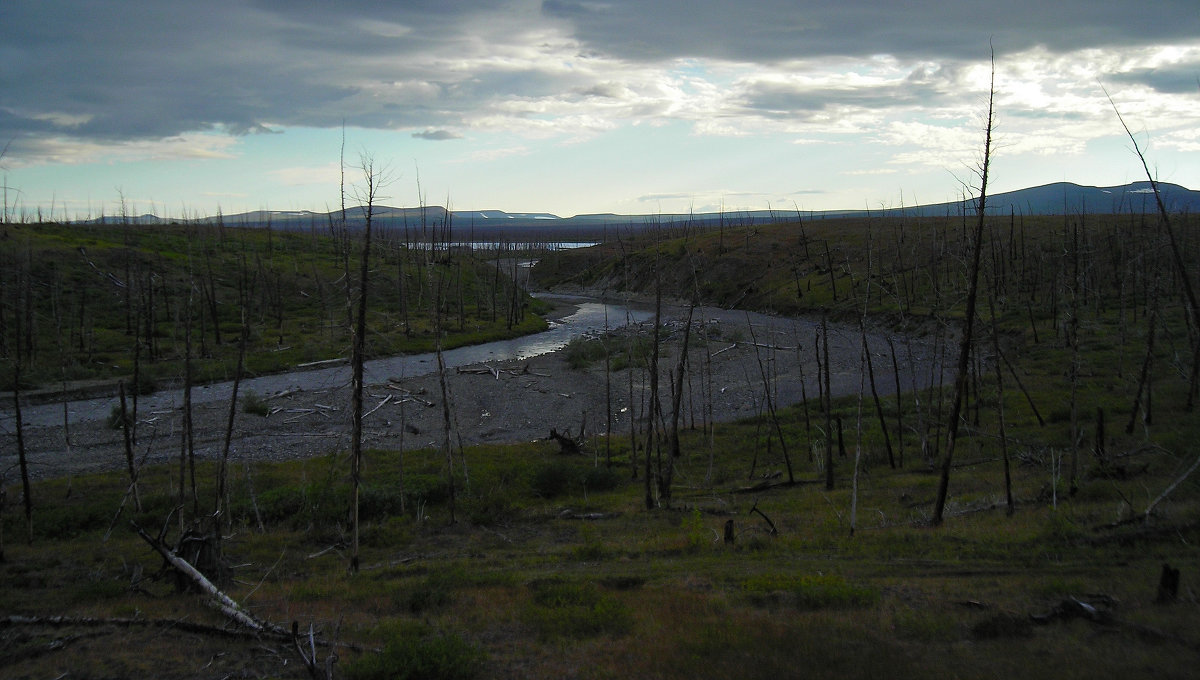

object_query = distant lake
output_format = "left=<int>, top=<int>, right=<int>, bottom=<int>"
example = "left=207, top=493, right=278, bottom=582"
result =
left=410, top=241, right=599, bottom=251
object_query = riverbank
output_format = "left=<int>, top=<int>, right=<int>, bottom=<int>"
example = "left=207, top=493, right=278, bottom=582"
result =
left=2, top=295, right=937, bottom=481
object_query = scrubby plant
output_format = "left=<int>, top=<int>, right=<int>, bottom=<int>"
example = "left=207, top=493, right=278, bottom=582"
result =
left=522, top=581, right=633, bottom=639
left=106, top=403, right=129, bottom=430
left=346, top=626, right=485, bottom=680
left=241, top=390, right=269, bottom=416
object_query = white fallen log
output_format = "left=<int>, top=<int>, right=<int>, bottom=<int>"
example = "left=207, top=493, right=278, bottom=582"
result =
left=134, top=524, right=286, bottom=635
left=711, top=343, right=739, bottom=357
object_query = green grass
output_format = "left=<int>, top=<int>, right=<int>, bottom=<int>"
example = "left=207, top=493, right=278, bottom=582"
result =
left=5, top=212, right=1200, bottom=678
left=0, top=220, right=550, bottom=392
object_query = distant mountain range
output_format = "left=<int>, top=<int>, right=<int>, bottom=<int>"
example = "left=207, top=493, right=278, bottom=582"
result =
left=102, top=181, right=1199, bottom=242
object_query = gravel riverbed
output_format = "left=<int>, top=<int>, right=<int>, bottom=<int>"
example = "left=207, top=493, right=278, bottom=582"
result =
left=1, top=295, right=940, bottom=481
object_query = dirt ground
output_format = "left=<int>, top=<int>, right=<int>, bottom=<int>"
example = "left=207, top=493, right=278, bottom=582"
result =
left=1, top=295, right=938, bottom=482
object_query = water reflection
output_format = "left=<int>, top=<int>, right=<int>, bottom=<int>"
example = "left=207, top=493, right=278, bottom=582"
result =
left=4, top=297, right=654, bottom=428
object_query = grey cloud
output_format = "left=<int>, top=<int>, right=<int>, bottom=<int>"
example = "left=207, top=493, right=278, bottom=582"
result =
left=542, top=0, right=1200, bottom=63
left=413, top=129, right=463, bottom=140
left=737, top=80, right=949, bottom=119
left=638, top=192, right=695, bottom=202
left=577, top=82, right=628, bottom=99
left=3, top=0, right=1198, bottom=160
left=0, top=0, right=538, bottom=151
left=1110, top=64, right=1200, bottom=94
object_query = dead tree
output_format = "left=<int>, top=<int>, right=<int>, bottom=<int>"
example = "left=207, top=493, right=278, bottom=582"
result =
left=644, top=260, right=662, bottom=509
left=350, top=153, right=386, bottom=573
left=933, top=47, right=995, bottom=526
left=549, top=428, right=582, bottom=455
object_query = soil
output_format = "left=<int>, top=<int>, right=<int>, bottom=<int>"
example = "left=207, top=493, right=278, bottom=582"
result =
left=1, top=293, right=938, bottom=482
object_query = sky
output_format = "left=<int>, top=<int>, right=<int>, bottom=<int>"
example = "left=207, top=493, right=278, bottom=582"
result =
left=1, top=1, right=1198, bottom=220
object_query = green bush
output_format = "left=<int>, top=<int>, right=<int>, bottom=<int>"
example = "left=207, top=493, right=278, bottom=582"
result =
left=523, top=581, right=633, bottom=639
left=531, top=462, right=573, bottom=498
left=743, top=573, right=880, bottom=610
left=133, top=369, right=158, bottom=395
left=405, top=572, right=459, bottom=614
left=360, top=484, right=407, bottom=521
left=582, top=466, right=623, bottom=492
left=563, top=335, right=609, bottom=370
left=241, top=390, right=269, bottom=416
left=107, top=403, right=130, bottom=430
left=345, top=630, right=484, bottom=680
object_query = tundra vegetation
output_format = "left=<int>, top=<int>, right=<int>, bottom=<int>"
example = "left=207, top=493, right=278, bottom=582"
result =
left=3, top=195, right=1199, bottom=677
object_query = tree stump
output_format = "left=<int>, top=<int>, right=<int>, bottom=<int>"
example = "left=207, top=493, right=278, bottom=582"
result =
left=1155, top=563, right=1180, bottom=603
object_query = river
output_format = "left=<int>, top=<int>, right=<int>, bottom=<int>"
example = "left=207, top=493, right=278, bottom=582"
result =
left=0, top=294, right=656, bottom=431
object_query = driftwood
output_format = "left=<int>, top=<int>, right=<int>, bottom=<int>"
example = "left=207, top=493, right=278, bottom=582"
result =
left=266, top=386, right=304, bottom=400
left=362, top=394, right=393, bottom=419
left=295, top=357, right=347, bottom=368
left=385, top=382, right=435, bottom=407
left=710, top=343, right=739, bottom=358
left=559, top=510, right=621, bottom=520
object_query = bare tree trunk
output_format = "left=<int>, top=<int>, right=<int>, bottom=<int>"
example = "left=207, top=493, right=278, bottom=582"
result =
left=748, top=312, right=794, bottom=483
left=349, top=156, right=380, bottom=574
left=182, top=284, right=197, bottom=517
left=12, top=368, right=31, bottom=544
left=644, top=263, right=661, bottom=509
left=662, top=300, right=696, bottom=502
left=118, top=381, right=141, bottom=513
left=822, top=314, right=834, bottom=490
left=1105, top=88, right=1200, bottom=388
left=933, top=48, right=995, bottom=527
left=988, top=288, right=1015, bottom=515
left=217, top=277, right=251, bottom=529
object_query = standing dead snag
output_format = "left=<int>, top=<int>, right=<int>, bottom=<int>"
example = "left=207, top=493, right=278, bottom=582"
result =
left=933, top=46, right=995, bottom=526
left=1155, top=564, right=1181, bottom=603
left=350, top=153, right=387, bottom=573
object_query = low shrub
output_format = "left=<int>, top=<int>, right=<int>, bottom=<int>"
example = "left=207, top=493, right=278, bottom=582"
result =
left=523, top=581, right=633, bottom=639
left=743, top=573, right=880, bottom=610
left=346, top=628, right=484, bottom=680
left=241, top=390, right=269, bottom=417
left=531, top=462, right=573, bottom=498
left=107, top=403, right=130, bottom=430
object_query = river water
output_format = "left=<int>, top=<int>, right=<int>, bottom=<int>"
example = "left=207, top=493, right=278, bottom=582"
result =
left=1, top=295, right=656, bottom=430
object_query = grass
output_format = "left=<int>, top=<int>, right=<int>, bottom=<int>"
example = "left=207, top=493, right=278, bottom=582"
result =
left=0, top=220, right=550, bottom=393
left=4, top=211, right=1200, bottom=678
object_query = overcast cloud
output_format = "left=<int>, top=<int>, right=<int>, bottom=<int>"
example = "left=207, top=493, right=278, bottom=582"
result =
left=1, top=0, right=1197, bottom=216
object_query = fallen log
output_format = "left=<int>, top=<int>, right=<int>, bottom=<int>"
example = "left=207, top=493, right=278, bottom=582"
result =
left=559, top=509, right=621, bottom=520
left=296, top=357, right=347, bottom=368
left=1, top=614, right=286, bottom=641
left=133, top=523, right=287, bottom=636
